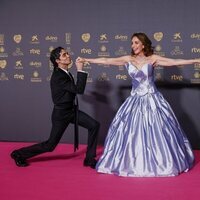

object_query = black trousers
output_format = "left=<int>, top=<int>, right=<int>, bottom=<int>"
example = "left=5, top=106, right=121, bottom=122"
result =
left=15, top=108, right=100, bottom=160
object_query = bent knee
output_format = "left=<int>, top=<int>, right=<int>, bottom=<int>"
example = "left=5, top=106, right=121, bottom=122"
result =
left=92, top=120, right=100, bottom=130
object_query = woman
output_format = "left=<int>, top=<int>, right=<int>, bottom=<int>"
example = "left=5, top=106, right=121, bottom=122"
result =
left=77, top=32, right=199, bottom=177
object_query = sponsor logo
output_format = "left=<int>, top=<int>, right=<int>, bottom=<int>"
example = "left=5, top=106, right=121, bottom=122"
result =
left=15, top=60, right=23, bottom=69
left=14, top=74, right=24, bottom=80
left=170, top=46, right=183, bottom=56
left=191, top=33, right=200, bottom=40
left=115, top=46, right=127, bottom=56
left=81, top=48, right=92, bottom=54
left=191, top=48, right=200, bottom=53
left=171, top=33, right=182, bottom=42
left=31, top=71, right=42, bottom=82
left=154, top=45, right=165, bottom=56
left=66, top=47, right=74, bottom=56
left=116, top=74, right=127, bottom=80
left=30, top=35, right=40, bottom=44
left=98, top=34, right=109, bottom=43
left=65, top=33, right=71, bottom=44
left=98, top=72, right=110, bottom=81
left=46, top=72, right=53, bottom=81
left=46, top=46, right=54, bottom=57
left=0, top=72, right=8, bottom=81
left=12, top=48, right=24, bottom=56
left=0, top=46, right=8, bottom=57
left=115, top=35, right=128, bottom=41
left=29, top=61, right=42, bottom=67
left=98, top=45, right=110, bottom=57
left=154, top=72, right=163, bottom=81
left=86, top=72, right=93, bottom=83
left=45, top=35, right=58, bottom=42
left=30, top=49, right=41, bottom=55
left=171, top=74, right=183, bottom=81
left=194, top=63, right=200, bottom=69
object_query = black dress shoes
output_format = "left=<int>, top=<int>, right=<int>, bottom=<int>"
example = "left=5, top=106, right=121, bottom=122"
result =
left=11, top=151, right=29, bottom=167
left=83, top=158, right=97, bottom=169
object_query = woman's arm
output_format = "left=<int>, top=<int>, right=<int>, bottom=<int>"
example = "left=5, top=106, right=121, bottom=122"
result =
left=152, top=55, right=200, bottom=66
left=77, top=55, right=131, bottom=66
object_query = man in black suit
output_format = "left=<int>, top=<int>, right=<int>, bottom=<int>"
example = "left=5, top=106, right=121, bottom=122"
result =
left=11, top=47, right=100, bottom=168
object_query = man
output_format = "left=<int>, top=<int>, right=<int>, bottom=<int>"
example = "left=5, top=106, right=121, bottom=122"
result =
left=11, top=47, right=100, bottom=168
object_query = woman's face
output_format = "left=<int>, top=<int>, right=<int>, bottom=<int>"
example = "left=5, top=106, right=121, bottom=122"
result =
left=131, top=36, right=144, bottom=55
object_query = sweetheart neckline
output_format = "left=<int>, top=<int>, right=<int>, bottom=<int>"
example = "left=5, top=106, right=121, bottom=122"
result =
left=130, top=62, right=151, bottom=71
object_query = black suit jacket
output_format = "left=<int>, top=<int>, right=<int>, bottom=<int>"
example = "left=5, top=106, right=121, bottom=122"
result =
left=50, top=67, right=88, bottom=110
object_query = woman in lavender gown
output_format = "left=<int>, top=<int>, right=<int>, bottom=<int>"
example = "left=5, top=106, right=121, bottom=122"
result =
left=77, top=32, right=199, bottom=177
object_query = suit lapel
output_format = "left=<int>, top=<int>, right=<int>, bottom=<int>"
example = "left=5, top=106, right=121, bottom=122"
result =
left=57, top=67, right=74, bottom=83
left=68, top=71, right=74, bottom=83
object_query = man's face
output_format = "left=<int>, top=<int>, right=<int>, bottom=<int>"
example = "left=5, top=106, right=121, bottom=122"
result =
left=56, top=49, right=71, bottom=68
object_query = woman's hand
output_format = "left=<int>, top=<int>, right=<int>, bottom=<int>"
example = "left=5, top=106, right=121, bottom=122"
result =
left=76, top=57, right=86, bottom=63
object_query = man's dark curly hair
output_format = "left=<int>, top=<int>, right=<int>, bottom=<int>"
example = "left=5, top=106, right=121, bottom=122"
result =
left=50, top=46, right=64, bottom=68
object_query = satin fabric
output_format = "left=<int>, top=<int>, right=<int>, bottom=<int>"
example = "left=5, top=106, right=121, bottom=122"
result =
left=96, top=63, right=194, bottom=177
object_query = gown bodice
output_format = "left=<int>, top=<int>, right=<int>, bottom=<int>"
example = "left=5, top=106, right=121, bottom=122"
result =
left=126, top=62, right=157, bottom=96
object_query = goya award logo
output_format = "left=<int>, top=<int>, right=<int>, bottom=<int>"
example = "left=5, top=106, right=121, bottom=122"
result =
left=190, top=71, right=200, bottom=84
left=154, top=32, right=163, bottom=42
left=0, top=34, right=4, bottom=45
left=0, top=60, right=7, bottom=69
left=81, top=33, right=90, bottom=42
left=13, top=34, right=22, bottom=43
left=194, top=71, right=200, bottom=79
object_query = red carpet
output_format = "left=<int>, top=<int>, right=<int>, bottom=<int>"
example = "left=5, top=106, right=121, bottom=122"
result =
left=1, top=142, right=200, bottom=200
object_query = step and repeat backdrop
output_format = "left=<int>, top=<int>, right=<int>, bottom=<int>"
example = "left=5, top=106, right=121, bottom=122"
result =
left=1, top=31, right=200, bottom=84
left=0, top=0, right=200, bottom=148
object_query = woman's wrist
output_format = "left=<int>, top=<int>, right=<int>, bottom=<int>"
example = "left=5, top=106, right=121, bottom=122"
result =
left=85, top=58, right=90, bottom=63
